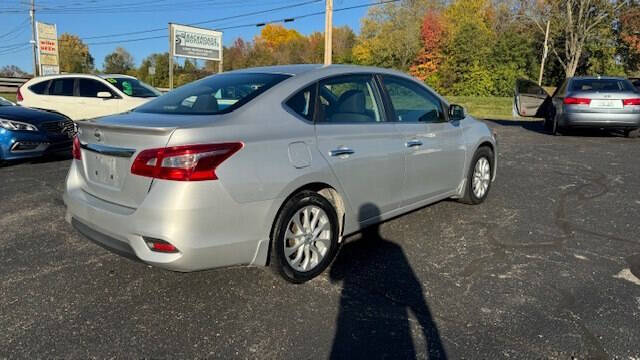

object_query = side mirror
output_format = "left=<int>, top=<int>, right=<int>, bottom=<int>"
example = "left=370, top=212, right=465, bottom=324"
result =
left=449, top=104, right=465, bottom=121
left=97, top=91, right=113, bottom=99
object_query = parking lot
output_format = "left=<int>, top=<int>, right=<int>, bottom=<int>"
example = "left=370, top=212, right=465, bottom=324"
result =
left=1, top=119, right=639, bottom=359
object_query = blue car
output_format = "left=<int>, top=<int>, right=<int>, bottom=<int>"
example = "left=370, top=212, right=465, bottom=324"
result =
left=0, top=96, right=75, bottom=162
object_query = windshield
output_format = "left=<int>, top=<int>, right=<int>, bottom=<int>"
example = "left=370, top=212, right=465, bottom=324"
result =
left=0, top=97, right=14, bottom=106
left=570, top=79, right=636, bottom=93
left=135, top=73, right=290, bottom=115
left=104, top=77, right=162, bottom=98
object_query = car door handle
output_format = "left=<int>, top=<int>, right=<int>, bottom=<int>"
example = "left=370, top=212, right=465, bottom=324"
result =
left=405, top=140, right=423, bottom=148
left=329, top=147, right=355, bottom=157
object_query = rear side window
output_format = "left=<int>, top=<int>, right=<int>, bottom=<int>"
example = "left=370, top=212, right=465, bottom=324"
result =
left=49, top=78, right=75, bottom=96
left=136, top=73, right=290, bottom=115
left=78, top=79, right=113, bottom=97
left=29, top=80, right=49, bottom=95
left=285, top=85, right=316, bottom=121
left=570, top=79, right=635, bottom=92
left=316, top=75, right=383, bottom=124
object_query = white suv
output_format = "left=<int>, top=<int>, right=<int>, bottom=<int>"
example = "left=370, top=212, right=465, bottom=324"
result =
left=18, top=74, right=161, bottom=121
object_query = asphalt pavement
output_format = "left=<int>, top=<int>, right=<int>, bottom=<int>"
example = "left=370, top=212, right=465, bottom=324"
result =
left=1, top=120, right=639, bottom=359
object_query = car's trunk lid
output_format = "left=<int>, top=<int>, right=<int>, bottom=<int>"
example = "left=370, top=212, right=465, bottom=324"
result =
left=76, top=112, right=179, bottom=208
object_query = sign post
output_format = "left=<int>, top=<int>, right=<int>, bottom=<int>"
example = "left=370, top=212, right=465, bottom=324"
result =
left=36, top=21, right=60, bottom=75
left=168, top=23, right=222, bottom=89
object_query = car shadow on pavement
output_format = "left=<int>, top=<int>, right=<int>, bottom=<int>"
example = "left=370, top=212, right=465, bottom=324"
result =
left=0, top=151, right=72, bottom=168
left=328, top=203, right=447, bottom=360
left=484, top=119, right=627, bottom=138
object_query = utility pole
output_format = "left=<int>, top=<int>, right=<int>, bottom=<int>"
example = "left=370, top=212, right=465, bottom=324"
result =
left=169, top=23, right=174, bottom=90
left=30, top=0, right=38, bottom=77
left=324, top=0, right=333, bottom=65
left=538, top=20, right=550, bottom=86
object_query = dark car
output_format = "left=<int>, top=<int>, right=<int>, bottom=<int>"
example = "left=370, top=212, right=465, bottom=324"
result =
left=630, top=77, right=640, bottom=91
left=514, top=77, right=640, bottom=137
left=0, top=96, right=75, bottom=162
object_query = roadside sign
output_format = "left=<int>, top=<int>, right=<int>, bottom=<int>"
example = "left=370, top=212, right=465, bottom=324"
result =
left=170, top=23, right=222, bottom=61
left=149, top=66, right=156, bottom=75
left=36, top=22, right=59, bottom=75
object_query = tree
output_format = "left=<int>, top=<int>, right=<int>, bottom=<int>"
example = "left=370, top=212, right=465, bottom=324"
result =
left=103, top=47, right=135, bottom=74
left=58, top=33, right=94, bottom=73
left=524, top=0, right=628, bottom=78
left=353, top=1, right=430, bottom=70
left=617, top=3, right=640, bottom=74
left=138, top=52, right=170, bottom=88
left=409, top=10, right=445, bottom=84
left=0, top=65, right=28, bottom=77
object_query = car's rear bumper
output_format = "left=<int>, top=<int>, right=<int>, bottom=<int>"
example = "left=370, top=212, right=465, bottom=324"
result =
left=63, top=160, right=277, bottom=272
left=561, top=112, right=640, bottom=129
left=0, top=130, right=72, bottom=160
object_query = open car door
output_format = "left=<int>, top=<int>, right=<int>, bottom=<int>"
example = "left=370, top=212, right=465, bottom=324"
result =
left=513, top=79, right=550, bottom=117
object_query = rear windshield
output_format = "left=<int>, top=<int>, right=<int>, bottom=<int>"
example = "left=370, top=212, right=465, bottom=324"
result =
left=104, top=77, right=161, bottom=98
left=135, top=73, right=290, bottom=115
left=569, top=79, right=636, bottom=92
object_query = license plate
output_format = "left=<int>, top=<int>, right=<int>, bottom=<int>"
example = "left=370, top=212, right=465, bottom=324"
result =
left=89, top=154, right=121, bottom=187
left=590, top=99, right=623, bottom=109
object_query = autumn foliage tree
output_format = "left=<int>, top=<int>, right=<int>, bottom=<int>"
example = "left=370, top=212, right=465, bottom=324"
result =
left=409, top=10, right=445, bottom=85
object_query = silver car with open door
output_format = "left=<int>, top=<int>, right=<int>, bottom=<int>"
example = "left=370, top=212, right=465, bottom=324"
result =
left=64, top=64, right=497, bottom=283
left=514, top=77, right=640, bottom=137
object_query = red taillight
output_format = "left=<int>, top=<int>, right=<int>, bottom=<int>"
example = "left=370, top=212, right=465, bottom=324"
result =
left=564, top=97, right=591, bottom=105
left=623, top=98, right=640, bottom=106
left=72, top=135, right=82, bottom=160
left=16, top=86, right=23, bottom=102
left=131, top=142, right=243, bottom=181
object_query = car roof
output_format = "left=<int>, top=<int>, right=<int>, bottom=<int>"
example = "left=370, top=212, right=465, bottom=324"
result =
left=225, top=64, right=410, bottom=78
left=28, top=73, right=136, bottom=81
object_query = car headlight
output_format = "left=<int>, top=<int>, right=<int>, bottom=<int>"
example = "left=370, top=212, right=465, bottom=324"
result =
left=0, top=118, right=38, bottom=131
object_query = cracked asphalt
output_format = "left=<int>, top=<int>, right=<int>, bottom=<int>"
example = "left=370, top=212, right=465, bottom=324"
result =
left=1, top=119, right=639, bottom=359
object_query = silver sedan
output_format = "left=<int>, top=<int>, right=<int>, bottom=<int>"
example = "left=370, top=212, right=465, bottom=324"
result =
left=63, top=65, right=497, bottom=283
left=515, top=76, right=640, bottom=137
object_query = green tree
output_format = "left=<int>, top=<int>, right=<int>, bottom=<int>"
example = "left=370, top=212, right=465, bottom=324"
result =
left=58, top=33, right=94, bottom=73
left=353, top=1, right=431, bottom=70
left=138, top=52, right=170, bottom=88
left=103, top=47, right=135, bottom=74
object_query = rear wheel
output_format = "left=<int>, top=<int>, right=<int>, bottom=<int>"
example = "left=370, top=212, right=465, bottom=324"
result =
left=459, top=147, right=494, bottom=205
left=624, top=128, right=640, bottom=138
left=270, top=191, right=340, bottom=283
left=550, top=115, right=563, bottom=136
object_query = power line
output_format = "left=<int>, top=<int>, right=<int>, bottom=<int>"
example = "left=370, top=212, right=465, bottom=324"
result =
left=80, top=0, right=401, bottom=46
left=58, top=0, right=322, bottom=42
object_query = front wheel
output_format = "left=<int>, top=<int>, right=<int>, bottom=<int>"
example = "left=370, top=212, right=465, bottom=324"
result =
left=270, top=191, right=340, bottom=283
left=459, top=147, right=494, bottom=205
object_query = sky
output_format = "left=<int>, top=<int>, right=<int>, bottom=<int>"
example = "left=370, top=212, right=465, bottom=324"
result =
left=0, top=0, right=371, bottom=74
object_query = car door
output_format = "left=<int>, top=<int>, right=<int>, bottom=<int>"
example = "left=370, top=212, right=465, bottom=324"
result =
left=314, top=74, right=406, bottom=222
left=379, top=75, right=466, bottom=205
left=45, top=77, right=79, bottom=119
left=514, top=79, right=551, bottom=117
left=76, top=78, right=122, bottom=119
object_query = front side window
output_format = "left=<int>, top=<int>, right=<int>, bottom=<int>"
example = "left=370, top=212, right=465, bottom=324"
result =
left=78, top=79, right=114, bottom=98
left=316, top=75, right=383, bottom=124
left=285, top=85, right=316, bottom=121
left=135, top=73, right=290, bottom=115
left=49, top=78, right=74, bottom=96
left=104, top=77, right=161, bottom=98
left=382, top=75, right=445, bottom=123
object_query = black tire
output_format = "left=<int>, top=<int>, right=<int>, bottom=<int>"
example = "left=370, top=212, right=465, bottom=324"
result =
left=550, top=115, right=563, bottom=136
left=624, top=128, right=640, bottom=138
left=270, top=190, right=340, bottom=283
left=459, top=147, right=494, bottom=205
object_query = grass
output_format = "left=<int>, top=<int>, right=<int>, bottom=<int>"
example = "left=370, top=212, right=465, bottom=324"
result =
left=445, top=96, right=515, bottom=120
left=1, top=92, right=17, bottom=103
